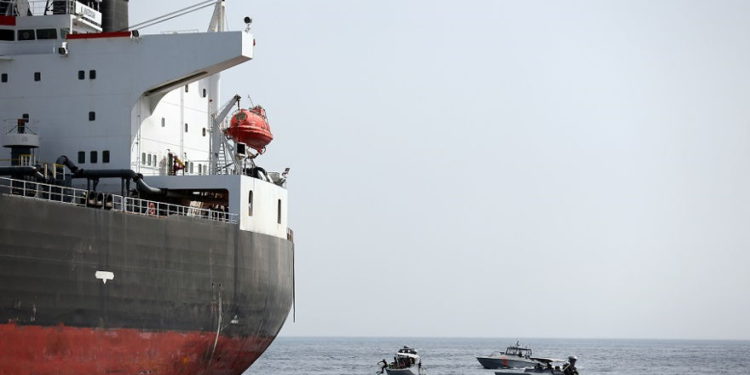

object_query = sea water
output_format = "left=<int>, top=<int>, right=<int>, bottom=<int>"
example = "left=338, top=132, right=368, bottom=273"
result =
left=246, top=337, right=750, bottom=375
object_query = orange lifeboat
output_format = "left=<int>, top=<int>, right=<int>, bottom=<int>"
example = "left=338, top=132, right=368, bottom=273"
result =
left=225, top=106, right=273, bottom=153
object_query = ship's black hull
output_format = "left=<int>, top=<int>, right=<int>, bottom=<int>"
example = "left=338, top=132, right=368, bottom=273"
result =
left=0, top=195, right=294, bottom=375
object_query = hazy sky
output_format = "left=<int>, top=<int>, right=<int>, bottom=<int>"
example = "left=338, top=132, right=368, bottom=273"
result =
left=132, top=1, right=750, bottom=340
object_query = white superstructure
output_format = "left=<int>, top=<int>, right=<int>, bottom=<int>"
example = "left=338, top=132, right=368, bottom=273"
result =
left=0, top=0, right=288, bottom=239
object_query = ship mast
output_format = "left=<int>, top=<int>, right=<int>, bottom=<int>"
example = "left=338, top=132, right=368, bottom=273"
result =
left=207, top=0, right=226, bottom=32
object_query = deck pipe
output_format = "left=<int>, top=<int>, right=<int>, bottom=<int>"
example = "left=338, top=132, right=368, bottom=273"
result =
left=54, top=156, right=223, bottom=204
left=55, top=155, right=164, bottom=195
left=2, top=156, right=222, bottom=204
left=0, top=166, right=47, bottom=181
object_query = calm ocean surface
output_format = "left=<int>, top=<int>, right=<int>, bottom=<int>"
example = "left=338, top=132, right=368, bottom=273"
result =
left=246, top=337, right=750, bottom=375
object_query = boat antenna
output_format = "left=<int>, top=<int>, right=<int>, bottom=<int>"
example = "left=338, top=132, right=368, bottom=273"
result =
left=123, top=0, right=217, bottom=32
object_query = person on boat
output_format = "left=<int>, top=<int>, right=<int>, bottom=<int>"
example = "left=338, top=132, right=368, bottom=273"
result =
left=563, top=356, right=578, bottom=375
left=377, top=359, right=387, bottom=374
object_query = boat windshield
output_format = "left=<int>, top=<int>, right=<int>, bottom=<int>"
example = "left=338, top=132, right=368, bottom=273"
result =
left=397, top=346, right=417, bottom=355
left=505, top=346, right=532, bottom=357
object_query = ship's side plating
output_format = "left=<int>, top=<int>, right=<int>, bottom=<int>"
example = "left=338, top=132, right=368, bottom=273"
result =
left=0, top=193, right=294, bottom=375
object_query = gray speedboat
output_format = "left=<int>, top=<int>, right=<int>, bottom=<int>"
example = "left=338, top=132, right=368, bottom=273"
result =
left=377, top=346, right=426, bottom=375
left=495, top=357, right=576, bottom=375
left=477, top=342, right=540, bottom=369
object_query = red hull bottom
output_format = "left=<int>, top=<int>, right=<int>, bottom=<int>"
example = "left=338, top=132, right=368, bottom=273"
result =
left=0, top=323, right=274, bottom=375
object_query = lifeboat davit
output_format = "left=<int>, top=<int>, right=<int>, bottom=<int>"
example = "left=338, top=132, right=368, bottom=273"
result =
left=226, top=106, right=273, bottom=153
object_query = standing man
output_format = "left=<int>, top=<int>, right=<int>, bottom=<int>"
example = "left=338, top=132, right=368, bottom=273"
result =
left=563, top=356, right=579, bottom=375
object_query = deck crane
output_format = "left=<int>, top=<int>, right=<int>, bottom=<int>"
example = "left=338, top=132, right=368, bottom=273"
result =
left=209, top=94, right=242, bottom=175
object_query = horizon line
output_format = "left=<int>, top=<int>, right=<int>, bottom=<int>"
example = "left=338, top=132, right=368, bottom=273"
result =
left=275, top=335, right=750, bottom=342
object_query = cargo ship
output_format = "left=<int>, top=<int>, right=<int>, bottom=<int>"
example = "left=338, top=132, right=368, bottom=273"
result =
left=0, top=1, right=294, bottom=374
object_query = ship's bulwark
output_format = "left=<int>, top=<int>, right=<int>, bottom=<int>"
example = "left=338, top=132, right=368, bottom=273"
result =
left=0, top=195, right=294, bottom=375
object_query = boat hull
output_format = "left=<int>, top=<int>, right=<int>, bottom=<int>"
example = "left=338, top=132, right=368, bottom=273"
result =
left=0, top=195, right=294, bottom=375
left=386, top=368, right=420, bottom=375
left=477, top=356, right=539, bottom=369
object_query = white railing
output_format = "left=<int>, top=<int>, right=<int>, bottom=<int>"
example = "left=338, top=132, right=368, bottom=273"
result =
left=0, top=176, right=238, bottom=224
left=1, top=0, right=71, bottom=17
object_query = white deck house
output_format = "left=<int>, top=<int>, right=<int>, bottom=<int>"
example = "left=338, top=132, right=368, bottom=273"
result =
left=0, top=0, right=288, bottom=239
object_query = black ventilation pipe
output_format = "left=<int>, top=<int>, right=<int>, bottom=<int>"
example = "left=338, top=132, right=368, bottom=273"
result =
left=0, top=166, right=47, bottom=181
left=27, top=156, right=221, bottom=204
left=2, top=161, right=227, bottom=208
left=3, top=157, right=162, bottom=196
left=56, top=155, right=165, bottom=195
left=55, top=155, right=79, bottom=175
left=2, top=156, right=219, bottom=204
left=132, top=174, right=164, bottom=195
left=80, top=170, right=165, bottom=196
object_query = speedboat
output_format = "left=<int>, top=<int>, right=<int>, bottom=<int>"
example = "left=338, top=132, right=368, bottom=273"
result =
left=495, top=357, right=575, bottom=375
left=377, top=346, right=426, bottom=375
left=476, top=342, right=540, bottom=369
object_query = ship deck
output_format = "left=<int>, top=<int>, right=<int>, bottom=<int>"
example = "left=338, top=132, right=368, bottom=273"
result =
left=0, top=176, right=238, bottom=224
